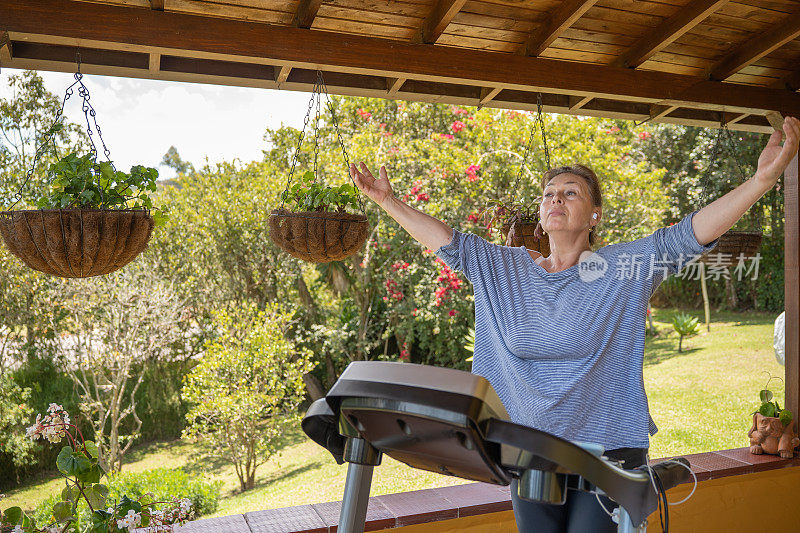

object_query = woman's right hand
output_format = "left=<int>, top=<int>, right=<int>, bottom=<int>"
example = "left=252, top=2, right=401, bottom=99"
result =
left=350, top=162, right=394, bottom=208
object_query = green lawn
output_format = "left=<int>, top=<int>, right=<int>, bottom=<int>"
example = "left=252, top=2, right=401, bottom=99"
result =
left=1, top=307, right=784, bottom=517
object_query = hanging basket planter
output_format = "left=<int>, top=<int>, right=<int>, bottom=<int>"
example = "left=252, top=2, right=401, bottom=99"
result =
left=269, top=209, right=368, bottom=263
left=501, top=216, right=550, bottom=256
left=269, top=71, right=370, bottom=264
left=1, top=64, right=164, bottom=278
left=699, top=230, right=762, bottom=266
left=0, top=209, right=154, bottom=278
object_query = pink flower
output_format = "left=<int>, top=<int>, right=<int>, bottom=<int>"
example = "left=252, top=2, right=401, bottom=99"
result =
left=438, top=133, right=454, bottom=142
left=452, top=106, right=469, bottom=115
left=449, top=309, right=457, bottom=316
left=356, top=108, right=372, bottom=120
left=451, top=121, right=465, bottom=133
left=466, top=164, right=481, bottom=182
left=467, top=212, right=480, bottom=223
left=638, top=131, right=652, bottom=140
left=400, top=349, right=410, bottom=361
left=416, top=193, right=430, bottom=202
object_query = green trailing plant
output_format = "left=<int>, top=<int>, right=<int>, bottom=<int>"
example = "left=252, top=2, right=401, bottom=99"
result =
left=279, top=171, right=359, bottom=213
left=756, top=375, right=793, bottom=426
left=34, top=147, right=167, bottom=226
left=671, top=312, right=700, bottom=352
left=478, top=198, right=539, bottom=236
left=1, top=404, right=192, bottom=533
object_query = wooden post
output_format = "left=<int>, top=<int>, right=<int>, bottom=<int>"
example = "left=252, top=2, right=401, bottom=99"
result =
left=785, top=144, right=799, bottom=418
left=700, top=263, right=711, bottom=332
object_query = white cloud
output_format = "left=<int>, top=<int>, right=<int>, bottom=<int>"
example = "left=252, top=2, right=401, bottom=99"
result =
left=0, top=69, right=310, bottom=179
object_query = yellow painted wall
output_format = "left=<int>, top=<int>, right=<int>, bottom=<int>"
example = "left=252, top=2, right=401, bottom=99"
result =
left=380, top=468, right=800, bottom=532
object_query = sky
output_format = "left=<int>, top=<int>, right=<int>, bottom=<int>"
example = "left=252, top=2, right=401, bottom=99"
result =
left=0, top=68, right=311, bottom=179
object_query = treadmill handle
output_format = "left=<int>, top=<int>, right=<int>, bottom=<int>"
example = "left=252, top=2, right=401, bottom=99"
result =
left=639, top=458, right=691, bottom=492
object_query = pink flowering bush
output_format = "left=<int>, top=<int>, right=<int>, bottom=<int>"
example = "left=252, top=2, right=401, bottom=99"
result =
left=1, top=405, right=193, bottom=532
left=450, top=120, right=465, bottom=133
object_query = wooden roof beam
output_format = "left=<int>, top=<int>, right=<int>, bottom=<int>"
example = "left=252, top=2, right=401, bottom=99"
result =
left=387, top=77, right=405, bottom=96
left=524, top=0, right=597, bottom=57
left=0, top=32, right=11, bottom=63
left=149, top=0, right=164, bottom=10
left=276, top=65, right=291, bottom=86
left=293, top=0, right=324, bottom=29
left=615, top=0, right=728, bottom=69
left=569, top=95, right=592, bottom=110
left=708, top=12, right=800, bottom=81
left=478, top=87, right=502, bottom=108
left=774, top=70, right=800, bottom=92
left=413, top=0, right=467, bottom=44
left=5, top=0, right=800, bottom=118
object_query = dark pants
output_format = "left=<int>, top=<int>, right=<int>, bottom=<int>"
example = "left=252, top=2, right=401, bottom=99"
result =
left=510, top=447, right=648, bottom=533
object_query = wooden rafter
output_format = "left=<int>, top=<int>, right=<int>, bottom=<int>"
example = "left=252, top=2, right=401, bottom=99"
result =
left=148, top=52, right=160, bottom=73
left=4, top=0, right=800, bottom=127
left=276, top=65, right=292, bottom=85
left=293, top=0, right=324, bottom=29
left=649, top=104, right=678, bottom=120
left=708, top=12, right=800, bottom=81
left=413, top=0, right=467, bottom=44
left=0, top=32, right=11, bottom=63
left=615, top=0, right=729, bottom=69
left=149, top=0, right=164, bottom=10
left=479, top=87, right=502, bottom=107
left=523, top=0, right=597, bottom=57
left=775, top=70, right=800, bottom=92
left=568, top=95, right=593, bottom=110
left=387, top=77, right=405, bottom=96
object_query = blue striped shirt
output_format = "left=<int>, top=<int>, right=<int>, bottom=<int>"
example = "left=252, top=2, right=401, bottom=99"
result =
left=435, top=210, right=718, bottom=449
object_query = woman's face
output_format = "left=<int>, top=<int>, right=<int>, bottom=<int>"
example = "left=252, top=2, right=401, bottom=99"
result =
left=539, top=173, right=599, bottom=235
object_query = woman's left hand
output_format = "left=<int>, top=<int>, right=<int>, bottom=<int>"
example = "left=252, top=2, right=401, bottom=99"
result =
left=754, top=115, right=800, bottom=189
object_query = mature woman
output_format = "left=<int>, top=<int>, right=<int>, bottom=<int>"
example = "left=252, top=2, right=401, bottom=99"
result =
left=349, top=116, right=799, bottom=532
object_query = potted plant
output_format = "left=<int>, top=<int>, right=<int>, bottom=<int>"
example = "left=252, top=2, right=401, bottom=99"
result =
left=0, top=150, right=165, bottom=278
left=748, top=377, right=799, bottom=458
left=269, top=170, right=368, bottom=263
left=480, top=198, right=550, bottom=256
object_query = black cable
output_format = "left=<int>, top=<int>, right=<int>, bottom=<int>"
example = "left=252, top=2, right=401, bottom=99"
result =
left=652, top=470, right=669, bottom=532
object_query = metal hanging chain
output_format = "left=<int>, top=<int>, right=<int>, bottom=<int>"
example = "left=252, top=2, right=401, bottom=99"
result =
left=511, top=93, right=551, bottom=209
left=698, top=115, right=761, bottom=231
left=279, top=75, right=321, bottom=209
left=312, top=86, right=321, bottom=180
left=9, top=52, right=114, bottom=209
left=318, top=71, right=365, bottom=213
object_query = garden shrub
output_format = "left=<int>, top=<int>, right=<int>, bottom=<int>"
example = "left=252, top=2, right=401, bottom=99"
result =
left=31, top=467, right=221, bottom=529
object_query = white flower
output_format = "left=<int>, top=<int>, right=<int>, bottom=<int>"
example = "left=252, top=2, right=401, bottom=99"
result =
left=13, top=526, right=23, bottom=533
left=47, top=403, right=63, bottom=413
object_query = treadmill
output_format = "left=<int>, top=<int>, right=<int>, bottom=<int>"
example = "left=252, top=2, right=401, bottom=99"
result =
left=303, top=361, right=690, bottom=533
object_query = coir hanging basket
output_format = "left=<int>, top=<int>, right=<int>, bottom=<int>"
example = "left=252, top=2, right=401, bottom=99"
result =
left=0, top=209, right=154, bottom=278
left=501, top=217, right=551, bottom=256
left=699, top=230, right=762, bottom=267
left=269, top=209, right=368, bottom=263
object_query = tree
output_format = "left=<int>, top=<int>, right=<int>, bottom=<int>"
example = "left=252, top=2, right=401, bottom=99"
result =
left=161, top=145, right=194, bottom=175
left=182, top=306, right=313, bottom=491
left=61, top=265, right=188, bottom=472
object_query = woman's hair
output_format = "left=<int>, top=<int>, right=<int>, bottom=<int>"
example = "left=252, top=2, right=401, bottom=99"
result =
left=540, top=164, right=603, bottom=246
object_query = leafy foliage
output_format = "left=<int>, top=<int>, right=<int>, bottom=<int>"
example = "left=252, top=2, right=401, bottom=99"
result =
left=181, top=306, right=314, bottom=491
left=757, top=375, right=793, bottom=425
left=279, top=170, right=360, bottom=212
left=35, top=151, right=167, bottom=225
left=671, top=312, right=700, bottom=352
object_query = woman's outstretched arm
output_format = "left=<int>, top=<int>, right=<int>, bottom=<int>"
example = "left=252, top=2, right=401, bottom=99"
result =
left=350, top=162, right=453, bottom=251
left=692, top=115, right=799, bottom=245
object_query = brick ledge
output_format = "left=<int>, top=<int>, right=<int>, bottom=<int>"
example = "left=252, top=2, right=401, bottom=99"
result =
left=174, top=448, right=800, bottom=533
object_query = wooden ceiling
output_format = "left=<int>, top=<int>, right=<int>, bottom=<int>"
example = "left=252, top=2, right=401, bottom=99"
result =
left=3, top=0, right=800, bottom=133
